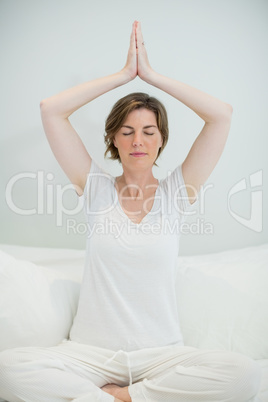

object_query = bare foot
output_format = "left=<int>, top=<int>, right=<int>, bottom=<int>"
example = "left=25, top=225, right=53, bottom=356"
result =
left=101, top=383, right=131, bottom=401
left=101, top=383, right=121, bottom=397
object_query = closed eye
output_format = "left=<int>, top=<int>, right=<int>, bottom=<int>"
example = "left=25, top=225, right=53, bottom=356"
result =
left=122, top=131, right=154, bottom=136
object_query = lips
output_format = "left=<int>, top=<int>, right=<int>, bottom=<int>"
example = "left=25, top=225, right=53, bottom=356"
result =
left=130, top=152, right=147, bottom=157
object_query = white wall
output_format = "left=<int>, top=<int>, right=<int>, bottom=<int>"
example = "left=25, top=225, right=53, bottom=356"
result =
left=1, top=0, right=267, bottom=254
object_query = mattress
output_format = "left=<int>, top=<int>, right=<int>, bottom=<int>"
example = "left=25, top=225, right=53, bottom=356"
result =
left=0, top=243, right=267, bottom=401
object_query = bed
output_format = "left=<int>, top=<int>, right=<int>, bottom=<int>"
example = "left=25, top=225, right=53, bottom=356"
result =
left=0, top=243, right=267, bottom=401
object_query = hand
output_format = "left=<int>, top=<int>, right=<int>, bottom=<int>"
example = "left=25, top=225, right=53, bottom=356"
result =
left=135, top=21, right=154, bottom=81
left=122, top=21, right=138, bottom=81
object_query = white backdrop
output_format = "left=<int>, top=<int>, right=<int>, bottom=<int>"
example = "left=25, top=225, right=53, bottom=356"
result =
left=1, top=0, right=267, bottom=254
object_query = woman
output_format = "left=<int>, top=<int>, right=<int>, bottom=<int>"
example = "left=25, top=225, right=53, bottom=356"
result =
left=0, top=21, right=261, bottom=402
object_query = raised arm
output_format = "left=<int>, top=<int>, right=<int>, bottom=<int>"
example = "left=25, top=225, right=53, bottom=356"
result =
left=136, top=22, right=233, bottom=203
left=40, top=22, right=138, bottom=195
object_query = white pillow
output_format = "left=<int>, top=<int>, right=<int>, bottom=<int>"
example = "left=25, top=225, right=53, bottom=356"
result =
left=0, top=250, right=81, bottom=352
left=177, top=244, right=268, bottom=359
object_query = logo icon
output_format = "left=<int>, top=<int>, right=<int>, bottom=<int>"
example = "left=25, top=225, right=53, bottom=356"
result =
left=227, top=170, right=263, bottom=232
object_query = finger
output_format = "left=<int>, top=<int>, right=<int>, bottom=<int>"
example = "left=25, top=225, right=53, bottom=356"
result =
left=134, top=21, right=138, bottom=48
left=134, top=22, right=138, bottom=48
left=136, top=21, right=144, bottom=47
left=130, top=22, right=135, bottom=42
left=128, top=22, right=136, bottom=52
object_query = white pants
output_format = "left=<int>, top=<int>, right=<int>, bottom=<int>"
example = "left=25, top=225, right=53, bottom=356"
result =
left=0, top=340, right=261, bottom=402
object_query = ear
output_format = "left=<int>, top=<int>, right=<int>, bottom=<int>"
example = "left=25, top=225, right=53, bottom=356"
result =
left=113, top=135, right=118, bottom=148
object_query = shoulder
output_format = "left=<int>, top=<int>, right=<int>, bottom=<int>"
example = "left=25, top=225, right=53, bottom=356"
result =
left=80, top=159, right=115, bottom=201
left=160, top=164, right=184, bottom=191
left=159, top=164, right=198, bottom=210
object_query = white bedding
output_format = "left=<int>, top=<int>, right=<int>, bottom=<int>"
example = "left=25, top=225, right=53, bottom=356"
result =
left=0, top=243, right=267, bottom=401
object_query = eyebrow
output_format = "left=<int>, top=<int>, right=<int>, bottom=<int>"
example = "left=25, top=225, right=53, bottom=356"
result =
left=121, top=125, right=157, bottom=129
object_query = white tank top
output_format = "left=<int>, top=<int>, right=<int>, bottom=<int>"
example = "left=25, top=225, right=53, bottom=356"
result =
left=70, top=159, right=196, bottom=352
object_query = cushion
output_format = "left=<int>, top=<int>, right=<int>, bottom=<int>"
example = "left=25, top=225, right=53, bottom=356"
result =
left=1, top=243, right=267, bottom=361
left=176, top=244, right=268, bottom=359
left=0, top=249, right=83, bottom=352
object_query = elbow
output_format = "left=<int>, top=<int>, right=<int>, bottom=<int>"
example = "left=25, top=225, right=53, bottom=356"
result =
left=207, top=103, right=233, bottom=124
left=224, top=103, right=233, bottom=119
left=39, top=98, right=67, bottom=119
left=40, top=99, right=48, bottom=115
left=227, top=103, right=233, bottom=115
left=40, top=99, right=45, bottom=109
left=40, top=98, right=55, bottom=117
left=216, top=103, right=233, bottom=123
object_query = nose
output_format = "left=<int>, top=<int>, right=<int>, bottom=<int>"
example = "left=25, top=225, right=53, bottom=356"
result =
left=132, top=132, right=143, bottom=147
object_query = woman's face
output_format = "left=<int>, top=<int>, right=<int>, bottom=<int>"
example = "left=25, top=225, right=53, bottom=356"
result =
left=113, top=108, right=163, bottom=171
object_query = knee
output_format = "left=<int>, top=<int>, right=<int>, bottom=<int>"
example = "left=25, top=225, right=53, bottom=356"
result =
left=241, top=359, right=262, bottom=398
left=0, top=349, right=13, bottom=375
left=0, top=348, right=25, bottom=388
left=0, top=349, right=18, bottom=380
left=227, top=354, right=262, bottom=401
left=0, top=349, right=15, bottom=398
left=0, top=348, right=36, bottom=401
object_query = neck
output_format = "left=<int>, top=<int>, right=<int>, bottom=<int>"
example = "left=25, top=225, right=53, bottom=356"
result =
left=116, top=166, right=158, bottom=199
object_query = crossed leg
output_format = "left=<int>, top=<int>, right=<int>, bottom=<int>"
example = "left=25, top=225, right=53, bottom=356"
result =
left=126, top=346, right=261, bottom=402
left=0, top=343, right=262, bottom=402
left=0, top=345, right=114, bottom=402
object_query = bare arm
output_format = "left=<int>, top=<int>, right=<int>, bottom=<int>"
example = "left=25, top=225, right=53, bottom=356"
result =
left=40, top=22, right=138, bottom=195
left=136, top=22, right=233, bottom=203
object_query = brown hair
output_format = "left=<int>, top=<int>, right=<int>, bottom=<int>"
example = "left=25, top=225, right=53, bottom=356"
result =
left=104, top=92, right=169, bottom=165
